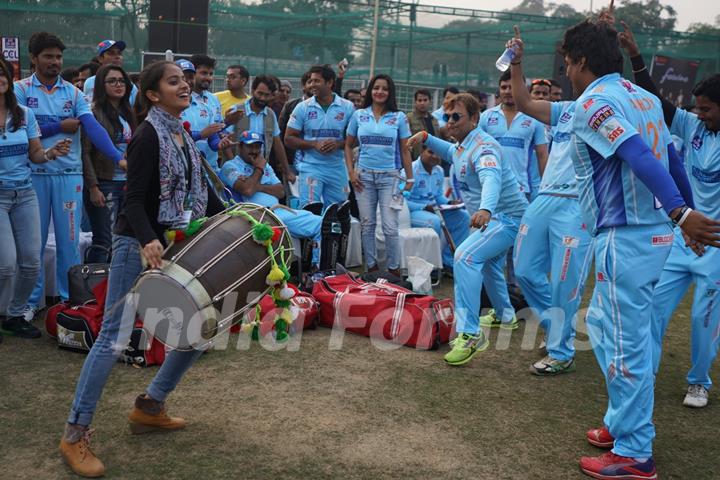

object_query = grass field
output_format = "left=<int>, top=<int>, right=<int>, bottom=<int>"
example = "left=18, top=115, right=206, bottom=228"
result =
left=1, top=277, right=718, bottom=480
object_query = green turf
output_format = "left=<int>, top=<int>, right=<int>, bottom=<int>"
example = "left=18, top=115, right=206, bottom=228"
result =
left=0, top=277, right=717, bottom=479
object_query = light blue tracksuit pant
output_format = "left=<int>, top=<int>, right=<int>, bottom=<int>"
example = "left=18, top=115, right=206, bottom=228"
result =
left=297, top=163, right=349, bottom=207
left=651, top=232, right=720, bottom=388
left=513, top=194, right=593, bottom=361
left=29, top=173, right=83, bottom=306
left=410, top=208, right=470, bottom=268
left=454, top=213, right=520, bottom=335
left=585, top=223, right=674, bottom=459
left=274, top=208, right=322, bottom=266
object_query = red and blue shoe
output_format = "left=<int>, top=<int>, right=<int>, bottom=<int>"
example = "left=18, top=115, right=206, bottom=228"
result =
left=580, top=452, right=657, bottom=479
left=586, top=425, right=614, bottom=449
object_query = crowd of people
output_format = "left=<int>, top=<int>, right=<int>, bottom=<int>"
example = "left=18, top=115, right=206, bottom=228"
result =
left=1, top=7, right=719, bottom=478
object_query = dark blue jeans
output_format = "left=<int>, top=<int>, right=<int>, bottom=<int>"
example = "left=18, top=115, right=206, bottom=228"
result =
left=83, top=180, right=125, bottom=263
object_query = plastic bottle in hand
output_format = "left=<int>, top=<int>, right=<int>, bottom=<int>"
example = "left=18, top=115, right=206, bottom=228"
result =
left=495, top=46, right=517, bottom=72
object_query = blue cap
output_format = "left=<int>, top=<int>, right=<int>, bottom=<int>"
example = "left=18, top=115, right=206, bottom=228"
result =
left=239, top=130, right=263, bottom=145
left=97, top=39, right=126, bottom=56
left=175, top=59, right=195, bottom=72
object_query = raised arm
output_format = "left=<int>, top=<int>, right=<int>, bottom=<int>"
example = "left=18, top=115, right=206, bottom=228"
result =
left=508, top=26, right=552, bottom=125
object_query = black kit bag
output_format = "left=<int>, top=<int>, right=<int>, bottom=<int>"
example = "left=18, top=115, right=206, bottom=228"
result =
left=68, top=245, right=111, bottom=305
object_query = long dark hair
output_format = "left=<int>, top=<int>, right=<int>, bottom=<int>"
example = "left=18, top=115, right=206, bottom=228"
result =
left=0, top=59, right=24, bottom=132
left=362, top=74, right=399, bottom=112
left=93, top=64, right=137, bottom=134
left=134, top=61, right=177, bottom=123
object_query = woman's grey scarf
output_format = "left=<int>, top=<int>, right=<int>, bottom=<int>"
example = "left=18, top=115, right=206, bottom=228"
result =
left=146, top=106, right=207, bottom=229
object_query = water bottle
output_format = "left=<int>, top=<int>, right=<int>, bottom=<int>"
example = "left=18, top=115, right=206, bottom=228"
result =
left=495, top=46, right=516, bottom=72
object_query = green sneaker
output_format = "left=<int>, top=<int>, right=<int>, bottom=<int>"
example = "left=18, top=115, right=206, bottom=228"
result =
left=530, top=355, right=576, bottom=376
left=444, top=332, right=489, bottom=366
left=479, top=309, right=519, bottom=330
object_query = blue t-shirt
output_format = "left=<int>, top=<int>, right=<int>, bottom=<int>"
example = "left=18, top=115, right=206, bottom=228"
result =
left=671, top=108, right=720, bottom=219
left=226, top=100, right=281, bottom=147
left=539, top=101, right=578, bottom=196
left=426, top=126, right=528, bottom=218
left=0, top=106, right=41, bottom=189
left=83, top=75, right=138, bottom=106
left=403, top=158, right=449, bottom=212
left=480, top=105, right=548, bottom=195
left=221, top=156, right=281, bottom=207
left=111, top=115, right=132, bottom=181
left=347, top=107, right=411, bottom=171
left=180, top=90, right=223, bottom=170
left=14, top=74, right=92, bottom=174
left=573, top=73, right=674, bottom=232
left=287, top=94, right=354, bottom=167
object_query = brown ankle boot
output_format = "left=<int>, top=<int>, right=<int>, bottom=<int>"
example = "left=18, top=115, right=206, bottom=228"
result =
left=388, top=268, right=402, bottom=278
left=128, top=394, right=186, bottom=434
left=59, top=425, right=106, bottom=478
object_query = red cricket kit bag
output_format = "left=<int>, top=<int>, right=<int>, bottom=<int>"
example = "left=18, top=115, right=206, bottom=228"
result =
left=312, top=273, right=455, bottom=350
left=230, top=284, right=319, bottom=334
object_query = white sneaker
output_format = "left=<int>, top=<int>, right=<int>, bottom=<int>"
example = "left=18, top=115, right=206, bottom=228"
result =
left=22, top=306, right=39, bottom=322
left=683, top=384, right=709, bottom=408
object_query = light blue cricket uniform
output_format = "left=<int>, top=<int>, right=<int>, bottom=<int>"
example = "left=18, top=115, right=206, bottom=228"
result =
left=480, top=105, right=548, bottom=197
left=0, top=106, right=41, bottom=189
left=573, top=73, right=681, bottom=459
left=404, top=158, right=470, bottom=268
left=527, top=123, right=552, bottom=201
left=287, top=94, right=354, bottom=206
left=651, top=107, right=720, bottom=389
left=221, top=156, right=322, bottom=265
left=83, top=75, right=138, bottom=106
left=513, top=101, right=593, bottom=362
left=110, top=116, right=132, bottom=181
left=431, top=106, right=446, bottom=127
left=425, top=127, right=527, bottom=334
left=180, top=90, right=223, bottom=174
left=348, top=107, right=411, bottom=171
left=15, top=74, right=93, bottom=305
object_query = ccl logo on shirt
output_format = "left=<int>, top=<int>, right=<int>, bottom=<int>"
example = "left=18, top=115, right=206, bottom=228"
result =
left=62, top=100, right=73, bottom=114
left=385, top=116, right=397, bottom=126
left=559, top=112, right=572, bottom=123
left=335, top=112, right=345, bottom=121
left=27, top=97, right=39, bottom=108
left=418, top=180, right=426, bottom=188
left=488, top=116, right=498, bottom=126
left=200, top=110, right=208, bottom=118
left=359, top=114, right=370, bottom=122
left=308, top=111, right=318, bottom=120
left=520, top=119, right=532, bottom=128
left=692, top=135, right=703, bottom=150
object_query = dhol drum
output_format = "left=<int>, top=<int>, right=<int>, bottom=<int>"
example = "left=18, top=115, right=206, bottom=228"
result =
left=132, top=203, right=293, bottom=350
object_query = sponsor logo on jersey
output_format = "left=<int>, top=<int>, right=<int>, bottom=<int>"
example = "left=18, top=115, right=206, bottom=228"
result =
left=559, top=111, right=572, bottom=123
left=598, top=118, right=624, bottom=143
left=27, top=97, right=38, bottom=108
left=62, top=100, right=73, bottom=113
left=385, top=116, right=397, bottom=126
left=335, top=112, right=345, bottom=121
left=308, top=111, right=318, bottom=119
left=651, top=234, right=673, bottom=246
left=359, top=114, right=370, bottom=122
left=562, top=236, right=579, bottom=248
left=582, top=98, right=595, bottom=111
left=520, top=119, right=532, bottom=128
left=619, top=79, right=637, bottom=93
left=488, top=116, right=498, bottom=126
left=691, top=135, right=703, bottom=151
left=418, top=180, right=426, bottom=188
left=588, top=105, right=615, bottom=131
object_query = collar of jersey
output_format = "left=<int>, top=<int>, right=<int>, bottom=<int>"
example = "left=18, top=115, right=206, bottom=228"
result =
left=308, top=93, right=341, bottom=109
left=244, top=99, right=268, bottom=117
left=31, top=73, right=63, bottom=91
left=362, top=106, right=394, bottom=119
left=584, top=72, right=621, bottom=95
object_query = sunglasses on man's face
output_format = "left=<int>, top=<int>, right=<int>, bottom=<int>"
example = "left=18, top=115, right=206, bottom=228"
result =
left=442, top=112, right=465, bottom=123
left=531, top=78, right=551, bottom=87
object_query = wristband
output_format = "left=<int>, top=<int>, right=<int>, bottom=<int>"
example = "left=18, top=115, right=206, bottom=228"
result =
left=43, top=149, right=54, bottom=161
left=405, top=178, right=415, bottom=183
left=678, top=207, right=693, bottom=227
left=632, top=66, right=647, bottom=74
left=421, top=131, right=428, bottom=143
left=510, top=61, right=521, bottom=65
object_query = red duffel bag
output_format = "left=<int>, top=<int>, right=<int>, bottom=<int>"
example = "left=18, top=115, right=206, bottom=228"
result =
left=312, top=273, right=455, bottom=350
left=230, top=284, right=319, bottom=334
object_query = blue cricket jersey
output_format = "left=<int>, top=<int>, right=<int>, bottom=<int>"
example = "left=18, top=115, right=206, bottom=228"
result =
left=286, top=94, right=354, bottom=167
left=110, top=115, right=132, bottom=181
left=83, top=75, right=138, bottom=106
left=403, top=158, right=449, bottom=212
left=670, top=108, right=720, bottom=219
left=0, top=106, right=41, bottom=188
left=14, top=74, right=92, bottom=174
left=347, top=107, right=411, bottom=171
left=180, top=90, right=223, bottom=169
left=226, top=100, right=281, bottom=147
left=539, top=101, right=578, bottom=196
left=221, top=156, right=281, bottom=207
left=480, top=105, right=548, bottom=195
left=425, top=126, right=528, bottom=218
left=573, top=73, right=675, bottom=232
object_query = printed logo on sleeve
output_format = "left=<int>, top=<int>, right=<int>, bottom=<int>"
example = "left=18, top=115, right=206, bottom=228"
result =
left=599, top=119, right=625, bottom=143
left=480, top=156, right=497, bottom=168
left=588, top=105, right=615, bottom=131
left=559, top=111, right=573, bottom=123
left=582, top=98, right=595, bottom=111
left=619, top=79, right=637, bottom=93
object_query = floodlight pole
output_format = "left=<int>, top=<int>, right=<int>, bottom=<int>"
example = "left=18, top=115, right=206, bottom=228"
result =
left=369, top=0, right=381, bottom=79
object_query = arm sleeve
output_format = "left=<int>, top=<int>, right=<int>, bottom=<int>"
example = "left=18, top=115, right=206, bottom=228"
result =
left=79, top=113, right=123, bottom=162
left=221, top=161, right=243, bottom=189
left=398, top=112, right=411, bottom=139
left=286, top=102, right=304, bottom=132
left=615, top=134, right=685, bottom=215
left=473, top=146, right=503, bottom=214
left=669, top=108, right=699, bottom=144
left=667, top=142, right=695, bottom=209
left=532, top=120, right=549, bottom=145
left=630, top=55, right=676, bottom=127
left=424, top=134, right=455, bottom=163
left=346, top=111, right=359, bottom=137
left=207, top=133, right=221, bottom=151
left=124, top=126, right=161, bottom=247
left=40, top=122, right=62, bottom=137
left=24, top=108, right=41, bottom=139
left=573, top=96, right=639, bottom=158
left=271, top=111, right=281, bottom=137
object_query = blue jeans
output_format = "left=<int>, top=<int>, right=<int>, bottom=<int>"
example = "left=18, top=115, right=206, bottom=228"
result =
left=68, top=234, right=204, bottom=426
left=355, top=169, right=401, bottom=270
left=0, top=188, right=41, bottom=317
left=83, top=181, right=125, bottom=263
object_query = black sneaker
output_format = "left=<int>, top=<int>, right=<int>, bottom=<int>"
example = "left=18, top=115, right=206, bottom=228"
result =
left=1, top=316, right=42, bottom=339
